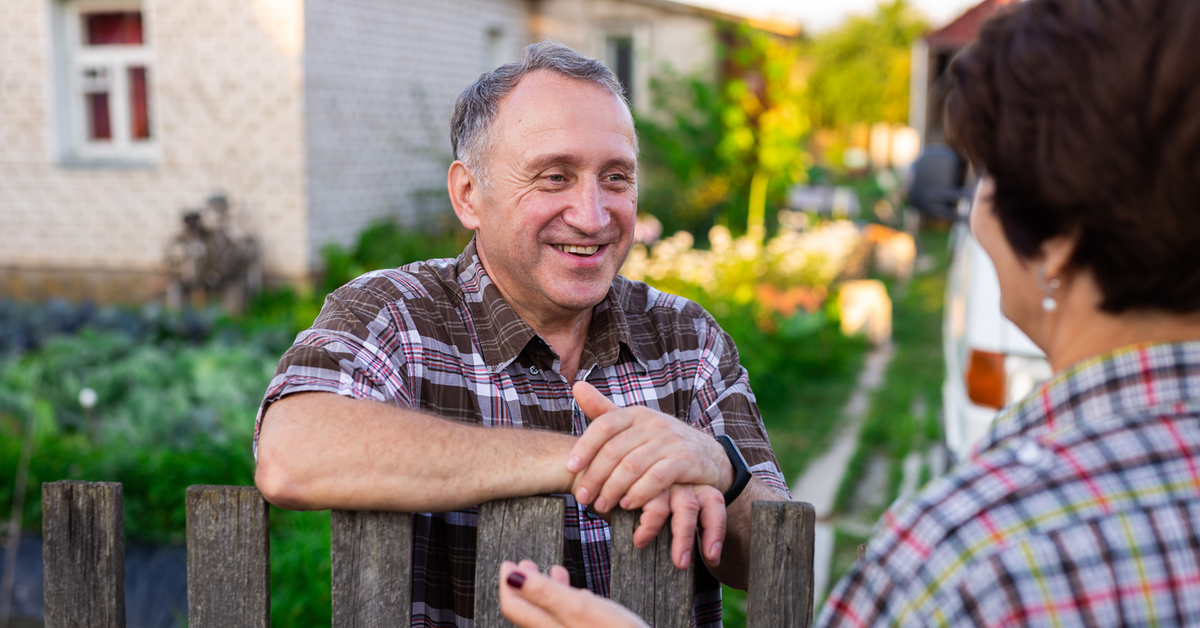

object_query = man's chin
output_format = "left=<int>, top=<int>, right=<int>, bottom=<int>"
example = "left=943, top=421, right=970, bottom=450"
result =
left=548, top=283, right=613, bottom=313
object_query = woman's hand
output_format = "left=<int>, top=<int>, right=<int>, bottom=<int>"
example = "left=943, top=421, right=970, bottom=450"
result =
left=499, top=560, right=650, bottom=628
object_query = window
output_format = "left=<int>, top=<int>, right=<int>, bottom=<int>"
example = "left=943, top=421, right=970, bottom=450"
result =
left=605, top=35, right=634, bottom=104
left=57, top=1, right=155, bottom=162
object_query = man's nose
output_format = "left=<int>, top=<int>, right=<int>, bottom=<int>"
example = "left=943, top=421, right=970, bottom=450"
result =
left=561, top=178, right=611, bottom=234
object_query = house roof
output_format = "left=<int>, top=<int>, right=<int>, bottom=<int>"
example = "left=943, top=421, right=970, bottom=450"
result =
left=924, top=0, right=1018, bottom=49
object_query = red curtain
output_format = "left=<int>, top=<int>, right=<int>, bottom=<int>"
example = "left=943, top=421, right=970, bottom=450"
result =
left=129, top=67, right=150, bottom=139
left=87, top=93, right=112, bottom=140
left=85, top=12, right=143, bottom=45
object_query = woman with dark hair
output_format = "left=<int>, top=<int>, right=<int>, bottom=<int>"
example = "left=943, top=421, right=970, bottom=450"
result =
left=498, top=0, right=1200, bottom=625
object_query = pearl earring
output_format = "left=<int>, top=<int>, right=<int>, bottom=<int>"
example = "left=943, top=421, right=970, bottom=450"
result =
left=1037, top=265, right=1061, bottom=312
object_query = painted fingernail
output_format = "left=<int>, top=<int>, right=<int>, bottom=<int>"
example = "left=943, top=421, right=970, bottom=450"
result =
left=595, top=496, right=608, bottom=512
left=576, top=486, right=590, bottom=503
left=506, top=572, right=526, bottom=589
left=566, top=456, right=581, bottom=473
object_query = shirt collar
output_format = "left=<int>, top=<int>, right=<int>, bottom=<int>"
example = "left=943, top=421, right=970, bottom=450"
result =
left=976, top=340, right=1200, bottom=455
left=455, top=237, right=638, bottom=374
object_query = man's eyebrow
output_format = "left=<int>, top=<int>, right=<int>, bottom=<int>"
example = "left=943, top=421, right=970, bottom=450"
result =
left=524, top=153, right=637, bottom=172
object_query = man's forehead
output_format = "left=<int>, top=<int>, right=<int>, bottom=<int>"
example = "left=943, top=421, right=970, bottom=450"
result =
left=495, top=70, right=635, bottom=136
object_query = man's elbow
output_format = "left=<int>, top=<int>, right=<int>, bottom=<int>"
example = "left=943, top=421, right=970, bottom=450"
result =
left=254, top=443, right=315, bottom=510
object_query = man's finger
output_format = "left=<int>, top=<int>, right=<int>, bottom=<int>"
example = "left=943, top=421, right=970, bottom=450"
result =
left=668, top=485, right=699, bottom=570
left=567, top=382, right=626, bottom=475
left=571, top=420, right=644, bottom=508
left=633, top=490, right=672, bottom=549
left=617, top=458, right=686, bottom=511
left=572, top=381, right=618, bottom=420
left=695, top=486, right=727, bottom=568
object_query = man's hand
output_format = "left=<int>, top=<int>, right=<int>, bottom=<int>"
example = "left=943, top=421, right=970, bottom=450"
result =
left=635, top=484, right=726, bottom=570
left=568, top=381, right=733, bottom=512
left=500, top=560, right=649, bottom=628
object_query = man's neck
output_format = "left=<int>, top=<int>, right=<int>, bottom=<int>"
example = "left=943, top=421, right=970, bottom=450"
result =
left=486, top=279, right=595, bottom=383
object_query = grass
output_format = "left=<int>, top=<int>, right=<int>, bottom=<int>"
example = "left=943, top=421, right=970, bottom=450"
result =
left=822, top=225, right=951, bottom=602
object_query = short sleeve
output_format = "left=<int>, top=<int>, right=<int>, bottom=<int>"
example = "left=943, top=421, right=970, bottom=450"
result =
left=253, top=280, right=415, bottom=454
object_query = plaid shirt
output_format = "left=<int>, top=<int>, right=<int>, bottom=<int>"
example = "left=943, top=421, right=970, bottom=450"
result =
left=819, top=341, right=1200, bottom=627
left=255, top=238, right=788, bottom=628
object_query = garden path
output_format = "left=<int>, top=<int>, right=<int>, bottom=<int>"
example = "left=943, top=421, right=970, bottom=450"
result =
left=791, top=340, right=895, bottom=603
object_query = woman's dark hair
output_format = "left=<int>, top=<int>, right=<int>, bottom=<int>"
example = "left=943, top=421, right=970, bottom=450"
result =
left=945, top=0, right=1200, bottom=313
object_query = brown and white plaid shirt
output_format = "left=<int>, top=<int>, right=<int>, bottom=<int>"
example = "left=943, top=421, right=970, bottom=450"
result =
left=255, top=238, right=788, bottom=628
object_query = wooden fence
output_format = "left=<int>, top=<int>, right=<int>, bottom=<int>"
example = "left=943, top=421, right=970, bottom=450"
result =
left=41, top=481, right=816, bottom=628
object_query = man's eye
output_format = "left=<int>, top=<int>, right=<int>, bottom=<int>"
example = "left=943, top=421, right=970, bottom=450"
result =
left=606, top=173, right=626, bottom=182
left=546, top=174, right=565, bottom=182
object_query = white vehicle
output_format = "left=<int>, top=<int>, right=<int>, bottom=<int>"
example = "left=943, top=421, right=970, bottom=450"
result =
left=941, top=219, right=1052, bottom=461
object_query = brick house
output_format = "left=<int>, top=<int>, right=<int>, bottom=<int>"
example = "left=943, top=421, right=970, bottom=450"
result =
left=0, top=0, right=753, bottom=303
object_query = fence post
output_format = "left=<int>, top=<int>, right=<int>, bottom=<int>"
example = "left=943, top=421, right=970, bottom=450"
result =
left=186, top=485, right=270, bottom=628
left=474, top=496, right=566, bottom=628
left=331, top=510, right=414, bottom=627
left=609, top=509, right=694, bottom=628
left=42, top=480, right=125, bottom=628
left=747, top=501, right=816, bottom=628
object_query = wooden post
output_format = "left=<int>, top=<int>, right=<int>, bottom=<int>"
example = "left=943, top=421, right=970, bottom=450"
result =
left=609, top=509, right=694, bottom=628
left=42, top=481, right=125, bottom=628
left=186, top=485, right=270, bottom=628
left=332, top=510, right=414, bottom=628
left=474, top=497, right=566, bottom=628
left=747, top=501, right=816, bottom=628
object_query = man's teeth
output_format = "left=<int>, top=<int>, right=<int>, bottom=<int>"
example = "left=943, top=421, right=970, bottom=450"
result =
left=555, top=244, right=600, bottom=255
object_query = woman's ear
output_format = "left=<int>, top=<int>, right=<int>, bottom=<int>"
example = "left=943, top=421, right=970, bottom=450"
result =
left=1040, top=229, right=1079, bottom=280
left=448, top=161, right=481, bottom=231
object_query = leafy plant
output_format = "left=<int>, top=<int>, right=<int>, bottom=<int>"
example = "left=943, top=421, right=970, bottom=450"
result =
left=636, top=22, right=812, bottom=238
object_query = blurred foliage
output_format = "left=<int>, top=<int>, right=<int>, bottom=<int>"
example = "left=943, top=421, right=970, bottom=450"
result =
left=806, top=0, right=929, bottom=130
left=637, top=1, right=926, bottom=239
left=622, top=218, right=861, bottom=332
left=637, top=22, right=811, bottom=238
left=245, top=219, right=473, bottom=337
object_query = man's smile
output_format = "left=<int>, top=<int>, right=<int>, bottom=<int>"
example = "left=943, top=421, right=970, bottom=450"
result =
left=553, top=244, right=601, bottom=256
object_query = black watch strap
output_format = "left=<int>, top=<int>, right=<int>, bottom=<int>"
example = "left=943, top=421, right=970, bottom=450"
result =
left=715, top=434, right=751, bottom=506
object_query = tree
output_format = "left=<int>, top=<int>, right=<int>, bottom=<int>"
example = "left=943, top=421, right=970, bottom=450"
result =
left=637, top=22, right=812, bottom=239
left=806, top=0, right=928, bottom=130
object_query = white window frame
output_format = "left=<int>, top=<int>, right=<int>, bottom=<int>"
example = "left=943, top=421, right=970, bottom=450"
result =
left=55, top=0, right=157, bottom=164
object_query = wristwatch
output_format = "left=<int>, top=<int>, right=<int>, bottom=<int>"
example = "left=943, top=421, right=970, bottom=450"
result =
left=715, top=434, right=751, bottom=506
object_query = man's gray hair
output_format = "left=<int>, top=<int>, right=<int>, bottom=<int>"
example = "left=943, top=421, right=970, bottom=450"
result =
left=451, top=40, right=632, bottom=185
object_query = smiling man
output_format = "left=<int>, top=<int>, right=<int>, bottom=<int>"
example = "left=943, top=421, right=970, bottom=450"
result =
left=253, top=42, right=789, bottom=628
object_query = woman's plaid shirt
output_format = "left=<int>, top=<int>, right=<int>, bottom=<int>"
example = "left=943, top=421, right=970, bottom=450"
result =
left=255, top=239, right=788, bottom=628
left=820, top=341, right=1200, bottom=627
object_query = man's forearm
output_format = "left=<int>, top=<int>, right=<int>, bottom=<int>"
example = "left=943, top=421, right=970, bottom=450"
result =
left=708, top=478, right=790, bottom=590
left=255, top=392, right=578, bottom=512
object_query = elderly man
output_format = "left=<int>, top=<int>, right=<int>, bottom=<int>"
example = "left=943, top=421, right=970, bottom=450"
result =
left=253, top=41, right=789, bottom=627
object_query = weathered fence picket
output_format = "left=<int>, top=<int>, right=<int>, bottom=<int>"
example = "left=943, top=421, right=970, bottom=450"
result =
left=42, top=481, right=125, bottom=628
left=185, top=485, right=270, bottom=628
left=41, top=483, right=817, bottom=627
left=609, top=508, right=694, bottom=628
left=332, top=509, right=414, bottom=628
left=475, top=497, right=567, bottom=628
left=747, top=501, right=816, bottom=628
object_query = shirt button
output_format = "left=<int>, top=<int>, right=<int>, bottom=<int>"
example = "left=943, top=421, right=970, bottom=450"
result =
left=529, top=365, right=540, bottom=375
left=1016, top=441, right=1043, bottom=465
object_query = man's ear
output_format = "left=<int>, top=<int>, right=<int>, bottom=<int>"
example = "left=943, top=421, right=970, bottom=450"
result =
left=448, top=161, right=481, bottom=231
